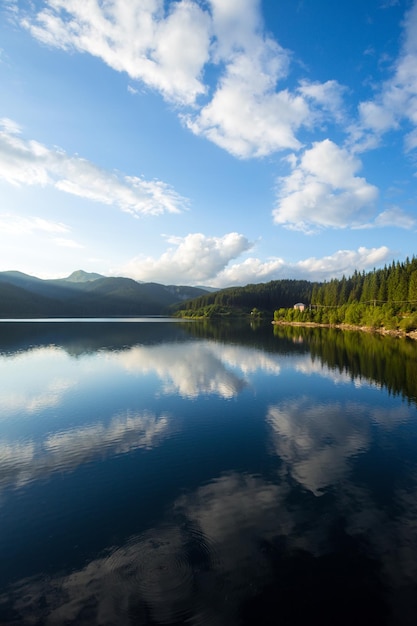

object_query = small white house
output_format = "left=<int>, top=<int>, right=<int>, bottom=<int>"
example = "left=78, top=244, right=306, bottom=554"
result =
left=293, top=302, right=305, bottom=311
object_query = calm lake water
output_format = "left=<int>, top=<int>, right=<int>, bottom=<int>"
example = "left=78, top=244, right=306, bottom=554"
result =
left=1, top=319, right=417, bottom=625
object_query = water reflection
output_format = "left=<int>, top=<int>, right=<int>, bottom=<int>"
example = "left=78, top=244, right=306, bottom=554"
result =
left=1, top=322, right=417, bottom=625
left=0, top=346, right=76, bottom=416
left=267, top=396, right=413, bottom=498
left=115, top=341, right=281, bottom=398
left=274, top=324, right=417, bottom=404
left=0, top=410, right=173, bottom=490
left=0, top=472, right=288, bottom=625
left=267, top=398, right=370, bottom=495
left=2, top=463, right=410, bottom=625
left=294, top=353, right=379, bottom=387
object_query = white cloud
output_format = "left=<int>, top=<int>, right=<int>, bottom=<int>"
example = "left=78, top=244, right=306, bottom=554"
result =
left=358, top=101, right=398, bottom=135
left=0, top=119, right=187, bottom=215
left=215, top=257, right=286, bottom=286
left=20, top=1, right=346, bottom=159
left=0, top=213, right=70, bottom=236
left=350, top=1, right=417, bottom=153
left=374, top=206, right=417, bottom=229
left=273, top=139, right=379, bottom=231
left=118, top=229, right=392, bottom=285
left=213, top=246, right=392, bottom=285
left=405, top=127, right=417, bottom=151
left=294, top=246, right=392, bottom=281
left=185, top=75, right=308, bottom=158
left=297, top=79, right=347, bottom=124
left=184, top=24, right=307, bottom=157
left=117, top=232, right=252, bottom=284
left=22, top=0, right=211, bottom=106
left=183, top=0, right=315, bottom=158
left=0, top=117, right=21, bottom=134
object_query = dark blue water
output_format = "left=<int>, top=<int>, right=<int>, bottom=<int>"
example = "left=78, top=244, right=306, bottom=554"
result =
left=0, top=320, right=417, bottom=625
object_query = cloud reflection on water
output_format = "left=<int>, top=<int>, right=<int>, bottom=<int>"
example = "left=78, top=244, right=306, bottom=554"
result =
left=114, top=340, right=281, bottom=398
left=266, top=397, right=370, bottom=495
left=0, top=410, right=172, bottom=490
left=0, top=347, right=76, bottom=417
left=3, top=461, right=416, bottom=625
left=2, top=328, right=417, bottom=624
left=267, top=396, right=415, bottom=495
left=0, top=472, right=289, bottom=626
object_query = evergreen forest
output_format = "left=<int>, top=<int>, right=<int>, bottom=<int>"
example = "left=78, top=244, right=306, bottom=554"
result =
left=274, top=257, right=417, bottom=333
left=175, top=256, right=417, bottom=333
left=173, top=279, right=315, bottom=318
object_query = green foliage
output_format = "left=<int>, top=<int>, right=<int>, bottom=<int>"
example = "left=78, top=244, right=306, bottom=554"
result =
left=273, top=324, right=417, bottom=405
left=274, top=301, right=415, bottom=334
left=174, top=279, right=319, bottom=317
left=311, top=257, right=417, bottom=310
left=274, top=256, right=417, bottom=332
left=4, top=256, right=417, bottom=325
left=399, top=314, right=417, bottom=333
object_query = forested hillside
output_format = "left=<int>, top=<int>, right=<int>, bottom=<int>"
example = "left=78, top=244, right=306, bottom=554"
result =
left=173, top=280, right=317, bottom=317
left=0, top=271, right=209, bottom=318
left=174, top=256, right=417, bottom=333
left=311, top=257, right=417, bottom=306
left=275, top=257, right=417, bottom=333
left=3, top=258, right=417, bottom=329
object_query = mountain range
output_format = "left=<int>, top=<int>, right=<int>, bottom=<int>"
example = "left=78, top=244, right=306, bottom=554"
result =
left=0, top=270, right=210, bottom=317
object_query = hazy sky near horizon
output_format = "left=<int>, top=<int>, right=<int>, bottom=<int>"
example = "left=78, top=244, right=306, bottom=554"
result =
left=1, top=0, right=417, bottom=286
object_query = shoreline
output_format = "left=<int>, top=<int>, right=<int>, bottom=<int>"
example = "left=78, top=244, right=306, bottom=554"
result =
left=272, top=320, right=417, bottom=341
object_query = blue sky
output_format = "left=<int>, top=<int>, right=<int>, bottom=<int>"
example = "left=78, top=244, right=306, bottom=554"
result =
left=1, top=0, right=417, bottom=287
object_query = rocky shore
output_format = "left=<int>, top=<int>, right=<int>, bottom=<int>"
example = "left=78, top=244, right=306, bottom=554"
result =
left=272, top=320, right=417, bottom=340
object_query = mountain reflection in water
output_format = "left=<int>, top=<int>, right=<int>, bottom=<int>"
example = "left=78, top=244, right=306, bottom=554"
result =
left=0, top=320, right=417, bottom=625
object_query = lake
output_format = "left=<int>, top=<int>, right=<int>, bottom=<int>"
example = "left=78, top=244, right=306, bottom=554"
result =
left=1, top=319, right=417, bottom=625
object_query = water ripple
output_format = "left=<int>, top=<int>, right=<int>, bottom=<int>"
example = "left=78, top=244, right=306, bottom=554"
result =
left=102, top=523, right=225, bottom=625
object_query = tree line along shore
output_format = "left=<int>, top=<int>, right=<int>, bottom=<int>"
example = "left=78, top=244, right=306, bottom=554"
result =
left=176, top=257, right=417, bottom=337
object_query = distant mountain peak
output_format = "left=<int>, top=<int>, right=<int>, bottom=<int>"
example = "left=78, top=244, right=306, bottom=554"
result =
left=65, top=270, right=104, bottom=283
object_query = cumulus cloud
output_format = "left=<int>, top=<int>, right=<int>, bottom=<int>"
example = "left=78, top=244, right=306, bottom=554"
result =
left=0, top=119, right=187, bottom=215
left=350, top=1, right=417, bottom=153
left=224, top=246, right=392, bottom=284
left=273, top=139, right=379, bottom=231
left=20, top=1, right=345, bottom=159
left=184, top=18, right=307, bottom=157
left=294, top=246, right=392, bottom=281
left=117, top=232, right=252, bottom=284
left=185, top=71, right=308, bottom=158
left=118, top=230, right=392, bottom=286
left=21, top=0, right=211, bottom=106
left=184, top=0, right=345, bottom=158
left=297, top=79, right=347, bottom=124
left=215, top=256, right=286, bottom=286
